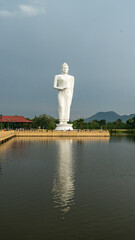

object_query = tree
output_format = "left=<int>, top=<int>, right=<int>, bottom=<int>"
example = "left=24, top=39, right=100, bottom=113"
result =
left=47, top=121, right=56, bottom=130
left=31, top=114, right=55, bottom=129
left=99, top=119, right=106, bottom=126
left=127, top=118, right=135, bottom=129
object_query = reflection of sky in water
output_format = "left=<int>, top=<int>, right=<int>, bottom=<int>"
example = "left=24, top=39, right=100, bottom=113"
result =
left=52, top=139, right=75, bottom=214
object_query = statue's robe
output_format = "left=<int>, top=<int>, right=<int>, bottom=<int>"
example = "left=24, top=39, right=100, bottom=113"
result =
left=54, top=74, right=74, bottom=122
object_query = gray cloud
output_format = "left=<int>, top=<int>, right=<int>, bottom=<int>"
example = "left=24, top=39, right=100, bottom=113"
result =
left=19, top=5, right=45, bottom=16
left=0, top=10, right=16, bottom=17
left=0, top=1, right=45, bottom=18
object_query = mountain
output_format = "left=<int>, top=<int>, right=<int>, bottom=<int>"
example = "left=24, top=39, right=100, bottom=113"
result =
left=85, top=111, right=135, bottom=123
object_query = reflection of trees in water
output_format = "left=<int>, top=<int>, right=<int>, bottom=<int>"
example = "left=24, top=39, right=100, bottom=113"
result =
left=52, top=139, right=75, bottom=214
left=110, top=135, right=135, bottom=143
left=0, top=160, right=1, bottom=175
left=124, top=135, right=135, bottom=143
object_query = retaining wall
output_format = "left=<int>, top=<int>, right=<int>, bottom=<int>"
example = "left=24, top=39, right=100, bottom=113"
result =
left=15, top=129, right=110, bottom=137
left=0, top=131, right=15, bottom=144
left=0, top=130, right=110, bottom=145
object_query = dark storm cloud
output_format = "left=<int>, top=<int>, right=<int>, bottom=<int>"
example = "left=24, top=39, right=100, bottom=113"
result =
left=0, top=0, right=135, bottom=119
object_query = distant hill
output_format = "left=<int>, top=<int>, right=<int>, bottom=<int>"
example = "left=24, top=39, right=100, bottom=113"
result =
left=85, top=111, right=135, bottom=123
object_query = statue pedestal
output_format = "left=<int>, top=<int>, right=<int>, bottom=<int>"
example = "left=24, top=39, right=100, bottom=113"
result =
left=55, top=123, right=73, bottom=131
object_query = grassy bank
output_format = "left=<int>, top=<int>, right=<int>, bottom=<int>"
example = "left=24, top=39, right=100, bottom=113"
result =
left=110, top=129, right=135, bottom=135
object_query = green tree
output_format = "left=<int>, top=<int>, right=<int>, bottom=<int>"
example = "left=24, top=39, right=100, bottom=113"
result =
left=74, top=118, right=84, bottom=129
left=47, top=121, right=56, bottom=130
left=99, top=119, right=106, bottom=127
left=127, top=117, right=135, bottom=129
left=31, top=114, right=55, bottom=129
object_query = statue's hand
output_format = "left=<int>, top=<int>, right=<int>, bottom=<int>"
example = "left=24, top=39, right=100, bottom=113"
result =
left=54, top=86, right=67, bottom=90
left=54, top=86, right=63, bottom=90
left=59, top=87, right=67, bottom=90
left=58, top=87, right=64, bottom=90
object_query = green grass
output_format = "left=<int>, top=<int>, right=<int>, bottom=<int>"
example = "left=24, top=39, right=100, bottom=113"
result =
left=110, top=129, right=135, bottom=135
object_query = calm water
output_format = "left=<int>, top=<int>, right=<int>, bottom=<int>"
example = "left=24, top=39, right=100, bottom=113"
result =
left=0, top=136, right=135, bottom=240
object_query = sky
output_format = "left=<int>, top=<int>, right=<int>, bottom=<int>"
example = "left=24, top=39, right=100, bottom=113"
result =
left=0, top=0, right=135, bottom=120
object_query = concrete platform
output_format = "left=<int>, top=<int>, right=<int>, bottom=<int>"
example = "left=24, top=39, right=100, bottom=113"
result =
left=0, top=130, right=110, bottom=145
left=0, top=131, right=15, bottom=144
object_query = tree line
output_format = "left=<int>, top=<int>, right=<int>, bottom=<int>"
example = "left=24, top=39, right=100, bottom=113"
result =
left=72, top=117, right=135, bottom=130
left=25, top=114, right=135, bottom=130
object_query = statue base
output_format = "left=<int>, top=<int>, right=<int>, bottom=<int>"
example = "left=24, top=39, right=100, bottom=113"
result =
left=55, top=123, right=73, bottom=131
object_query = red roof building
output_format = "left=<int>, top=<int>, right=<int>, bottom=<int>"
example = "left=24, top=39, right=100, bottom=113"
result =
left=0, top=116, right=32, bottom=129
left=1, top=116, right=32, bottom=123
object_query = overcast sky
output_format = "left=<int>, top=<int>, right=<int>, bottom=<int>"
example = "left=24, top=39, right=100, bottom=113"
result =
left=0, top=0, right=135, bottom=119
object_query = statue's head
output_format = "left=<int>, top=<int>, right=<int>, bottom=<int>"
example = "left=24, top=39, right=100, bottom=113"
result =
left=61, top=63, right=69, bottom=74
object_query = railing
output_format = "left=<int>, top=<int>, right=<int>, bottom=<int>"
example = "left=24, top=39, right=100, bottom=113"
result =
left=14, top=129, right=109, bottom=132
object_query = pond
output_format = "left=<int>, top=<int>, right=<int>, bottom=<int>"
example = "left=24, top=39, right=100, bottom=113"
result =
left=0, top=136, right=135, bottom=240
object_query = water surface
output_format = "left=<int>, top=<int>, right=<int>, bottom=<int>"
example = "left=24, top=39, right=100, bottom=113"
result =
left=0, top=136, right=135, bottom=240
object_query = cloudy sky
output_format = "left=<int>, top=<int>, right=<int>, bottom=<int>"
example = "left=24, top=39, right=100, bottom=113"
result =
left=0, top=0, right=135, bottom=120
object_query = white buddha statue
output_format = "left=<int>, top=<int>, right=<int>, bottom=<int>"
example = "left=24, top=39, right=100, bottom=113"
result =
left=53, top=63, right=74, bottom=130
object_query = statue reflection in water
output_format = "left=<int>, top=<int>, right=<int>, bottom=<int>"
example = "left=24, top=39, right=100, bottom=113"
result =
left=52, top=139, right=75, bottom=214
